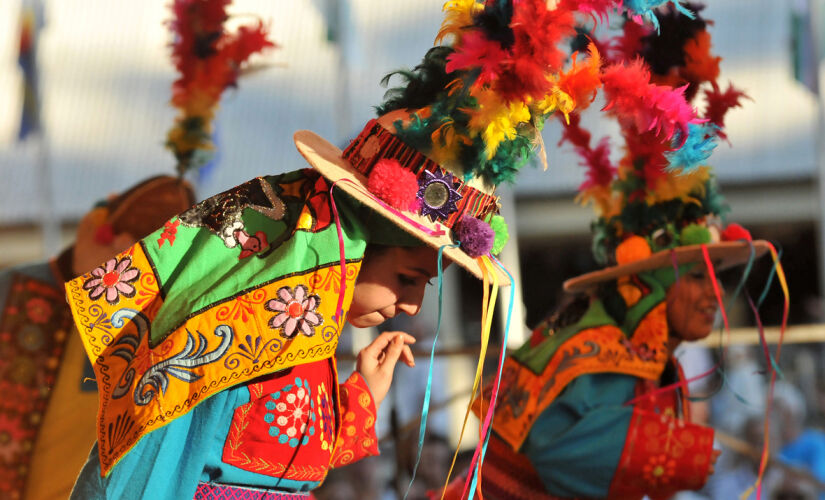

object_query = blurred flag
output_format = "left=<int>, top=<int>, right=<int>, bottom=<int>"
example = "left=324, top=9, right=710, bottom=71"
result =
left=791, top=0, right=825, bottom=94
left=18, top=0, right=44, bottom=140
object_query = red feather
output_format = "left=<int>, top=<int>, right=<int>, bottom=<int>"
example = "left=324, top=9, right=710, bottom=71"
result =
left=446, top=30, right=509, bottom=88
left=560, top=0, right=622, bottom=25
left=611, top=18, right=651, bottom=65
left=703, top=81, right=749, bottom=139
left=560, top=114, right=617, bottom=191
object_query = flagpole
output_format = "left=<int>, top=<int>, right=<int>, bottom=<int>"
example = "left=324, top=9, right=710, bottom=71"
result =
left=810, top=0, right=825, bottom=313
left=36, top=127, right=59, bottom=257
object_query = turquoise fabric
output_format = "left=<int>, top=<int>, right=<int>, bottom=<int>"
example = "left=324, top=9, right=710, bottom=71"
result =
left=520, top=373, right=636, bottom=498
left=70, top=376, right=322, bottom=500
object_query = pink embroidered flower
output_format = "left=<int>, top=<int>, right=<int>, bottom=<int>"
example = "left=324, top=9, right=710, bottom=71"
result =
left=265, top=285, right=323, bottom=338
left=25, top=297, right=52, bottom=324
left=83, top=257, right=140, bottom=305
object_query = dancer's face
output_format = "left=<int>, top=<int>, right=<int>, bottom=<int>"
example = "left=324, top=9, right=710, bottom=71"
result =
left=666, top=265, right=720, bottom=342
left=348, top=245, right=441, bottom=328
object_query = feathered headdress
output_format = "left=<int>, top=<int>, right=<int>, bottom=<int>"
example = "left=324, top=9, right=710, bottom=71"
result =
left=166, top=0, right=275, bottom=176
left=559, top=2, right=750, bottom=268
left=377, top=1, right=704, bottom=188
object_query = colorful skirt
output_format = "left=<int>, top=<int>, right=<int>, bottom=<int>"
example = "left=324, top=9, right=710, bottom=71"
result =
left=194, top=482, right=313, bottom=500
left=440, top=435, right=559, bottom=500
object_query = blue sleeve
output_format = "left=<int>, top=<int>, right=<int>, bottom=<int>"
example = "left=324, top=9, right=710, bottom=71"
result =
left=520, top=373, right=637, bottom=499
left=70, top=389, right=237, bottom=500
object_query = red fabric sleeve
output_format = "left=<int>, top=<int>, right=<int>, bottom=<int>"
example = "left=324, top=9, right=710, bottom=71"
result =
left=330, top=372, right=380, bottom=468
left=607, top=406, right=715, bottom=500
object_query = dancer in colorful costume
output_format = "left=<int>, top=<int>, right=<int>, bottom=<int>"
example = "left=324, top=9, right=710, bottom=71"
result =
left=63, top=0, right=629, bottom=498
left=441, top=3, right=783, bottom=499
left=0, top=176, right=194, bottom=500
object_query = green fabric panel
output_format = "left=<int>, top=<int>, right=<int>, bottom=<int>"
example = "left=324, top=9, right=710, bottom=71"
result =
left=621, top=273, right=667, bottom=335
left=521, top=372, right=636, bottom=498
left=512, top=300, right=616, bottom=374
left=143, top=172, right=368, bottom=346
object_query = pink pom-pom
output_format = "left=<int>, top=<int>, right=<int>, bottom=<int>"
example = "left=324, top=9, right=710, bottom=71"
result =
left=721, top=223, right=752, bottom=242
left=367, top=159, right=418, bottom=210
left=455, top=216, right=495, bottom=258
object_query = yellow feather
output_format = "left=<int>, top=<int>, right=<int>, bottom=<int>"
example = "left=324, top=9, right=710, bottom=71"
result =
left=436, top=0, right=482, bottom=45
left=650, top=166, right=710, bottom=204
left=480, top=101, right=530, bottom=159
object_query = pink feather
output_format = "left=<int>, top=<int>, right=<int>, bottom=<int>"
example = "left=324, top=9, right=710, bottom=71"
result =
left=601, top=59, right=699, bottom=146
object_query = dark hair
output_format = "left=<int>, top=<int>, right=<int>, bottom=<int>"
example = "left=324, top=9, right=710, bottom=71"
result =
left=538, top=293, right=591, bottom=332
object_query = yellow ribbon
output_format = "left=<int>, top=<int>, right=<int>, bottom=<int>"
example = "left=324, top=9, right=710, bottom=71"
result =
left=441, top=256, right=498, bottom=498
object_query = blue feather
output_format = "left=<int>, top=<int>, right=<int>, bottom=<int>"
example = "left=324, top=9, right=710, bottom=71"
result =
left=665, top=122, right=718, bottom=174
left=624, top=0, right=695, bottom=32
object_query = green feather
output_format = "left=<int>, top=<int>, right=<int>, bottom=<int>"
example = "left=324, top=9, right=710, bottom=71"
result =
left=376, top=46, right=455, bottom=115
left=486, top=214, right=510, bottom=255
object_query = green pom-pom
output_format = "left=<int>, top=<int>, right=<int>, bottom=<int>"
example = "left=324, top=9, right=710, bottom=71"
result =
left=487, top=215, right=510, bottom=255
left=680, top=224, right=711, bottom=246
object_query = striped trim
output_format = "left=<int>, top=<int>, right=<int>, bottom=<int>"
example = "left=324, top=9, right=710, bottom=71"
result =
left=342, top=120, right=499, bottom=229
left=194, top=482, right=310, bottom=499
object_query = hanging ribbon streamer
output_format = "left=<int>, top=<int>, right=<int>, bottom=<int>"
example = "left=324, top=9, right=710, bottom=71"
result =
left=441, top=255, right=499, bottom=499
left=751, top=243, right=789, bottom=500
left=461, top=256, right=516, bottom=499
left=327, top=182, right=349, bottom=321
left=629, top=245, right=730, bottom=406
left=403, top=243, right=459, bottom=499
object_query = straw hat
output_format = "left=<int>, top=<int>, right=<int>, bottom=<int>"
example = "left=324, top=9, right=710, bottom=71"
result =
left=295, top=110, right=508, bottom=282
left=564, top=239, right=770, bottom=292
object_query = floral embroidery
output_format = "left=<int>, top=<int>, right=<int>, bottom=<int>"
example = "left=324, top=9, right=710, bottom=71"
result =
left=25, top=297, right=51, bottom=324
left=316, top=382, right=333, bottom=451
left=643, top=453, right=676, bottom=485
left=264, top=377, right=316, bottom=448
left=265, top=285, right=323, bottom=338
left=157, top=219, right=180, bottom=248
left=234, top=229, right=269, bottom=259
left=0, top=414, right=24, bottom=463
left=83, top=257, right=140, bottom=305
left=16, top=324, right=44, bottom=352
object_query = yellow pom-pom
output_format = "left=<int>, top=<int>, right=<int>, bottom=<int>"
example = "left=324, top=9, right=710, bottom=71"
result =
left=615, top=235, right=652, bottom=265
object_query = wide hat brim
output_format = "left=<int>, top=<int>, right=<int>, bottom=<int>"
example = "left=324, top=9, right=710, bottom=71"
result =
left=294, top=130, right=510, bottom=285
left=563, top=240, right=770, bottom=293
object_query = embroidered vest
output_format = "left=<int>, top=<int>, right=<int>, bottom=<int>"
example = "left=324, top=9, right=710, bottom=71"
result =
left=65, top=171, right=367, bottom=475
left=476, top=298, right=671, bottom=450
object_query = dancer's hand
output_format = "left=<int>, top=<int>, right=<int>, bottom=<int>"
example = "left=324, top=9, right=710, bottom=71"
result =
left=708, top=449, right=721, bottom=475
left=356, top=331, right=416, bottom=408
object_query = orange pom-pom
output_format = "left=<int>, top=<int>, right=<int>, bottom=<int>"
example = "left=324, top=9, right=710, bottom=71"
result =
left=615, top=235, right=652, bottom=265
